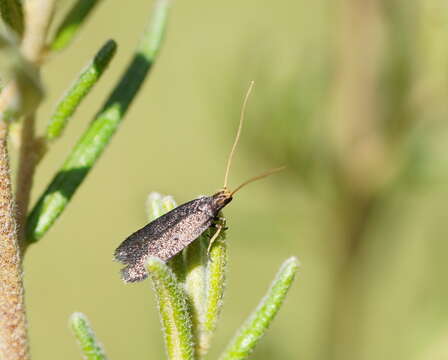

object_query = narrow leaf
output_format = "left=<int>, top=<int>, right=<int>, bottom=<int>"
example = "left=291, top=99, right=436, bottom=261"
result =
left=0, top=0, right=23, bottom=36
left=70, top=312, right=107, bottom=360
left=219, top=257, right=299, bottom=360
left=51, top=0, right=102, bottom=51
left=46, top=39, right=117, bottom=141
left=201, top=223, right=227, bottom=355
left=181, top=214, right=227, bottom=358
left=147, top=257, right=195, bottom=360
left=26, top=0, right=170, bottom=243
left=183, top=233, right=208, bottom=355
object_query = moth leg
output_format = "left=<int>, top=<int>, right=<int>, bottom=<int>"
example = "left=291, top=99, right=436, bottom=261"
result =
left=211, top=222, right=228, bottom=231
left=211, top=215, right=227, bottom=230
left=207, top=224, right=223, bottom=259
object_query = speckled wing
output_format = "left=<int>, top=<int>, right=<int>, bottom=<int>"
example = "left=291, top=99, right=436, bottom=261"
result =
left=114, top=196, right=216, bottom=282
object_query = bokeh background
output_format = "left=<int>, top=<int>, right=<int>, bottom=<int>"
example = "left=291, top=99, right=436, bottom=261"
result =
left=16, top=0, right=448, bottom=359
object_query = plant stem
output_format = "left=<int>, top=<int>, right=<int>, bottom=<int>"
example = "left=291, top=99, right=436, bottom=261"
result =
left=0, top=121, right=29, bottom=360
left=16, top=0, right=56, bottom=250
left=15, top=114, right=42, bottom=250
left=0, top=2, right=56, bottom=354
left=21, top=0, right=55, bottom=64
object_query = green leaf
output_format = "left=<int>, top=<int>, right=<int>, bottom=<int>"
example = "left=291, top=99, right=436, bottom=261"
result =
left=202, top=222, right=227, bottom=355
left=147, top=257, right=195, bottom=360
left=46, top=39, right=117, bottom=141
left=183, top=233, right=208, bottom=356
left=70, top=312, right=107, bottom=360
left=26, top=0, right=171, bottom=243
left=51, top=0, right=103, bottom=51
left=0, top=0, right=23, bottom=36
left=219, top=257, right=299, bottom=360
left=181, top=217, right=228, bottom=358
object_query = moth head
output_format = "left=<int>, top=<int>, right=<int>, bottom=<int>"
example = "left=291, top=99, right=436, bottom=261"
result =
left=212, top=188, right=233, bottom=209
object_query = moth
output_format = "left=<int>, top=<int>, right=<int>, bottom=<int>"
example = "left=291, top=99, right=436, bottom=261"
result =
left=114, top=81, right=283, bottom=282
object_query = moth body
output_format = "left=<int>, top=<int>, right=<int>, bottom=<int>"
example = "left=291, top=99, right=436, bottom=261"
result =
left=114, top=191, right=232, bottom=282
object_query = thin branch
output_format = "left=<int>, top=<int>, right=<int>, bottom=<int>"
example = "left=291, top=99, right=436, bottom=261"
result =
left=15, top=0, right=56, bottom=249
left=0, top=121, right=29, bottom=360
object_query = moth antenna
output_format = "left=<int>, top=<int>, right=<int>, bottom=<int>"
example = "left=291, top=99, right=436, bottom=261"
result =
left=223, top=80, right=255, bottom=189
left=230, top=166, right=286, bottom=197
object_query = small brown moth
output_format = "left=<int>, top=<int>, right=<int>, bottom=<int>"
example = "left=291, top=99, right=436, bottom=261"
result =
left=114, top=81, right=284, bottom=282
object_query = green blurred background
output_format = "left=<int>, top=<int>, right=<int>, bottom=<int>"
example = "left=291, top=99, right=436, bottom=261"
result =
left=18, top=0, right=448, bottom=359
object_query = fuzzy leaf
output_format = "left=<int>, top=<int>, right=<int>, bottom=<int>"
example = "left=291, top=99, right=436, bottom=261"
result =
left=70, top=312, right=107, bottom=360
left=181, top=216, right=228, bottom=358
left=46, top=39, right=117, bottom=141
left=183, top=234, right=208, bottom=355
left=202, top=223, right=227, bottom=355
left=147, top=257, right=195, bottom=360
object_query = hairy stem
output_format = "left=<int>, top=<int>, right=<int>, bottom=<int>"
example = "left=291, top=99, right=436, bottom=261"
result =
left=0, top=121, right=29, bottom=360
left=15, top=114, right=42, bottom=250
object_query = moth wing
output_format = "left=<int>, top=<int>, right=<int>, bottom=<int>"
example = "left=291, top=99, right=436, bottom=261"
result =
left=114, top=225, right=158, bottom=264
left=114, top=198, right=205, bottom=264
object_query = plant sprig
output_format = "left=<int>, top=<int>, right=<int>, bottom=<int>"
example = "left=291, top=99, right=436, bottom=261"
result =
left=26, top=0, right=171, bottom=244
